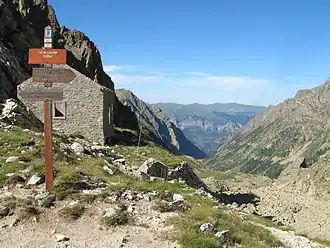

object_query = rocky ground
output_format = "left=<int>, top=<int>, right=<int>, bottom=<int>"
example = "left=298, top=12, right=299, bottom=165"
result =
left=0, top=120, right=329, bottom=248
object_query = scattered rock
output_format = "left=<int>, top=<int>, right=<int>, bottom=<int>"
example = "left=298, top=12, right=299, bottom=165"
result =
left=114, top=158, right=125, bottom=165
left=0, top=205, right=9, bottom=217
left=5, top=156, right=19, bottom=163
left=55, top=234, right=70, bottom=242
left=68, top=201, right=79, bottom=206
left=121, top=235, right=130, bottom=243
left=70, top=142, right=84, bottom=155
left=10, top=218, right=20, bottom=227
left=168, top=200, right=185, bottom=212
left=103, top=207, right=117, bottom=218
left=137, top=158, right=168, bottom=179
left=27, top=174, right=43, bottom=185
left=164, top=190, right=173, bottom=199
left=172, top=194, right=184, bottom=202
left=200, top=223, right=216, bottom=233
left=215, top=230, right=230, bottom=239
left=103, top=165, right=114, bottom=175
left=167, top=161, right=207, bottom=189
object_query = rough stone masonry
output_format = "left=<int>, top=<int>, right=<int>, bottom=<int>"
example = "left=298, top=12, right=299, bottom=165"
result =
left=17, top=64, right=115, bottom=145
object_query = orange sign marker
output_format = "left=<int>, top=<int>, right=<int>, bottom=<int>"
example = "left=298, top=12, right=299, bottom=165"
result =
left=28, top=48, right=67, bottom=65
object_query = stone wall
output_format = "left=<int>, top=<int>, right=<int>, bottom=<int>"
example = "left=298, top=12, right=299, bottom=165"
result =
left=17, top=64, right=113, bottom=144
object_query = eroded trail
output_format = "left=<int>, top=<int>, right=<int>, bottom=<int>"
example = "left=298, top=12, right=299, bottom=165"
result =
left=0, top=197, right=180, bottom=248
left=251, top=222, right=327, bottom=248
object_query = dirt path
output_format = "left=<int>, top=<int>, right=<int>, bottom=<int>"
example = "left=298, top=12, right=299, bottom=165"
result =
left=250, top=222, right=327, bottom=248
left=0, top=197, right=180, bottom=248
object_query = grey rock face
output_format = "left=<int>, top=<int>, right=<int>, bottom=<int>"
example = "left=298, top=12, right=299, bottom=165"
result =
left=0, top=99, right=43, bottom=130
left=137, top=158, right=169, bottom=179
left=115, top=89, right=207, bottom=159
left=0, top=0, right=115, bottom=102
left=168, top=161, right=207, bottom=189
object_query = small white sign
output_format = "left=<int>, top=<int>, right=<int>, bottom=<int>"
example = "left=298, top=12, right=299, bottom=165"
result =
left=44, top=43, right=52, bottom=48
left=45, top=29, right=52, bottom=38
left=44, top=38, right=52, bottom=43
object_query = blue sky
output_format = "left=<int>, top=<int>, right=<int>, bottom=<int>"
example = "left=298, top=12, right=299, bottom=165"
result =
left=48, top=0, right=330, bottom=106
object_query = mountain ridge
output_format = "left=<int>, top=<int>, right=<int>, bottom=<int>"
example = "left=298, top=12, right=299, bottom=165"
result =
left=208, top=79, right=330, bottom=182
left=115, top=89, right=207, bottom=159
left=153, top=102, right=266, bottom=156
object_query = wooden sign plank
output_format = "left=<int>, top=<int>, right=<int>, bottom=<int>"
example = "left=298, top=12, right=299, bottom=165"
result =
left=19, top=88, right=63, bottom=101
left=28, top=48, right=67, bottom=65
left=32, top=68, right=76, bottom=83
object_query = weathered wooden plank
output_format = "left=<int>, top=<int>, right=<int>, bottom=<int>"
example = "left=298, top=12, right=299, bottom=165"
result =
left=19, top=88, right=63, bottom=101
left=32, top=68, right=76, bottom=83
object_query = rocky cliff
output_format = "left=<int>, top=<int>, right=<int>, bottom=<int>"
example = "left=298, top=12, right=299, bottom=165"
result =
left=208, top=79, right=330, bottom=183
left=0, top=0, right=138, bottom=139
left=115, top=89, right=207, bottom=159
left=0, top=0, right=114, bottom=99
left=154, top=103, right=266, bottom=156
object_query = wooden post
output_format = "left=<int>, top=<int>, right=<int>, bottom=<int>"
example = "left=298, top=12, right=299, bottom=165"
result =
left=44, top=26, right=53, bottom=193
left=24, top=26, right=70, bottom=193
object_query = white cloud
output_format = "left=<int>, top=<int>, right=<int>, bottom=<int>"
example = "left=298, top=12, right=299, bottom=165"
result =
left=111, top=72, right=270, bottom=91
left=177, top=75, right=269, bottom=90
left=183, top=71, right=209, bottom=76
left=111, top=73, right=160, bottom=84
left=103, top=65, right=122, bottom=72
left=103, top=64, right=137, bottom=73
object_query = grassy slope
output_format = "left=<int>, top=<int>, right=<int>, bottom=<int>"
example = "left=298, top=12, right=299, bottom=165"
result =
left=0, top=126, right=286, bottom=248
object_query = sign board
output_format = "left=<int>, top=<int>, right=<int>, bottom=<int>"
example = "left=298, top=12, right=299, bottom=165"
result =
left=32, top=68, right=76, bottom=83
left=19, top=88, right=63, bottom=101
left=45, top=29, right=52, bottom=38
left=28, top=48, right=67, bottom=65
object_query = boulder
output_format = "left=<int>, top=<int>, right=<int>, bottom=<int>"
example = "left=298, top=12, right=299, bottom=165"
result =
left=168, top=161, right=207, bottom=189
left=0, top=99, right=43, bottom=130
left=215, top=230, right=230, bottom=239
left=173, top=194, right=184, bottom=202
left=27, top=174, right=43, bottom=185
left=70, top=142, right=84, bottom=155
left=137, top=158, right=168, bottom=179
left=200, top=223, right=216, bottom=233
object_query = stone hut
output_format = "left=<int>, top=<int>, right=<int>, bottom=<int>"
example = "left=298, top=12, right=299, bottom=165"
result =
left=17, top=64, right=115, bottom=145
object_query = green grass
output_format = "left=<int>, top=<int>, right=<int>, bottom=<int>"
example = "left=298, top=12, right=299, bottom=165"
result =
left=111, top=145, right=202, bottom=169
left=59, top=205, right=86, bottom=220
left=247, top=215, right=294, bottom=232
left=170, top=206, right=283, bottom=248
left=101, top=207, right=131, bottom=227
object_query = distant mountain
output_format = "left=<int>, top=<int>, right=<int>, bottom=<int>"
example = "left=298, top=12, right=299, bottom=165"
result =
left=153, top=102, right=266, bottom=156
left=115, top=89, right=207, bottom=159
left=207, top=79, right=330, bottom=183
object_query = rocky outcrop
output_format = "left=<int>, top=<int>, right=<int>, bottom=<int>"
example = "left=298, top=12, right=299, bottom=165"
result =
left=168, top=161, right=207, bottom=189
left=0, top=98, right=42, bottom=130
left=0, top=0, right=115, bottom=102
left=115, top=89, right=207, bottom=159
left=136, top=158, right=169, bottom=179
left=0, top=0, right=139, bottom=141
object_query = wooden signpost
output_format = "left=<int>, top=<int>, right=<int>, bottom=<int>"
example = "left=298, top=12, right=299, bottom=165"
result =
left=32, top=68, right=76, bottom=84
left=19, top=25, right=76, bottom=193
